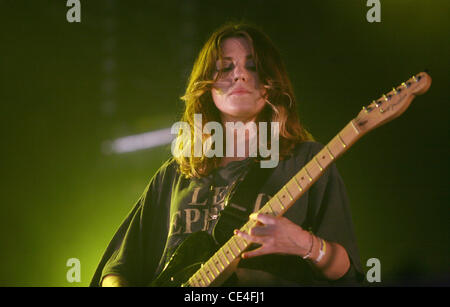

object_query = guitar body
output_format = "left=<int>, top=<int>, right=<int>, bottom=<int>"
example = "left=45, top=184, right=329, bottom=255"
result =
left=150, top=231, right=218, bottom=287
left=151, top=167, right=262, bottom=287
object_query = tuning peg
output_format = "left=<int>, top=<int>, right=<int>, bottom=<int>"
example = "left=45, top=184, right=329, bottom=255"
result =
left=362, top=105, right=374, bottom=113
left=412, top=75, right=418, bottom=82
left=392, top=87, right=398, bottom=95
left=373, top=100, right=380, bottom=108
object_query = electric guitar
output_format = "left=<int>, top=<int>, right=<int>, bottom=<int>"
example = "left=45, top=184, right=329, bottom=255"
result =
left=150, top=72, right=432, bottom=287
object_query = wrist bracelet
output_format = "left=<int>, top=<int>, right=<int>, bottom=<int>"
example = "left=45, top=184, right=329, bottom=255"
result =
left=302, top=231, right=314, bottom=260
left=314, top=238, right=326, bottom=263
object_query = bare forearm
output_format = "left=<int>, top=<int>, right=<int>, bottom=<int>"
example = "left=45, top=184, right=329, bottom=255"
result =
left=305, top=235, right=350, bottom=280
left=101, top=274, right=128, bottom=287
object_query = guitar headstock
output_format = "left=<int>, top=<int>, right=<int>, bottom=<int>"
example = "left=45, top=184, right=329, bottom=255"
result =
left=354, top=72, right=432, bottom=133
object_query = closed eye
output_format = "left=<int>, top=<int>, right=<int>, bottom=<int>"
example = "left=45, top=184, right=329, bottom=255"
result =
left=246, top=64, right=256, bottom=71
left=216, top=62, right=257, bottom=73
left=217, top=65, right=233, bottom=72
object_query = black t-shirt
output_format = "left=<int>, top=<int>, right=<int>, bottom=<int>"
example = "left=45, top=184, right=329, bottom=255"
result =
left=90, top=141, right=364, bottom=286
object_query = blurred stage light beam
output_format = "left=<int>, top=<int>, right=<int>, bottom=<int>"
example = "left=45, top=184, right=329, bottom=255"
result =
left=103, top=128, right=175, bottom=154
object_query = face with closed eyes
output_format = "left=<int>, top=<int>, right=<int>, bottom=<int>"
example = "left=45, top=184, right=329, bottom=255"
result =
left=211, top=37, right=267, bottom=123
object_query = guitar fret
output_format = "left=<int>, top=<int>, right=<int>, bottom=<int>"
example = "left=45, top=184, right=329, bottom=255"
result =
left=194, top=275, right=204, bottom=287
left=284, top=186, right=293, bottom=201
left=199, top=268, right=211, bottom=284
left=233, top=236, right=246, bottom=251
left=208, top=260, right=220, bottom=275
left=232, top=240, right=242, bottom=256
left=314, top=157, right=323, bottom=171
left=211, top=254, right=225, bottom=271
left=220, top=248, right=231, bottom=264
left=293, top=176, right=303, bottom=191
left=350, top=120, right=360, bottom=135
left=186, top=277, right=194, bottom=287
left=226, top=245, right=236, bottom=258
left=270, top=202, right=278, bottom=214
left=188, top=275, right=198, bottom=287
left=216, top=253, right=227, bottom=269
left=202, top=263, right=213, bottom=279
left=229, top=240, right=240, bottom=255
left=275, top=194, right=285, bottom=210
left=196, top=271, right=206, bottom=286
left=304, top=168, right=313, bottom=182
left=240, top=223, right=251, bottom=233
left=190, top=279, right=198, bottom=287
left=337, top=134, right=347, bottom=147
left=204, top=263, right=216, bottom=280
left=326, top=145, right=335, bottom=160
left=265, top=202, right=276, bottom=215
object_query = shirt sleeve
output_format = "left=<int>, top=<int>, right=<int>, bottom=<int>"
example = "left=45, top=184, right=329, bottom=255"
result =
left=306, top=143, right=364, bottom=284
left=89, top=159, right=174, bottom=287
left=89, top=185, right=149, bottom=287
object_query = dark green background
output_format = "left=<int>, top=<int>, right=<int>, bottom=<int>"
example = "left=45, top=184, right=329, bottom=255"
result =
left=1, top=0, right=448, bottom=286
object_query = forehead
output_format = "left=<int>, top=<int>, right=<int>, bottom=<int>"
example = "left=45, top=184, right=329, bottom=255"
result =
left=219, top=36, right=253, bottom=59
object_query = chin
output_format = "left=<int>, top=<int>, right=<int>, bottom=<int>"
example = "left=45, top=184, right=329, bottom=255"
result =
left=217, top=100, right=265, bottom=122
left=222, top=110, right=258, bottom=122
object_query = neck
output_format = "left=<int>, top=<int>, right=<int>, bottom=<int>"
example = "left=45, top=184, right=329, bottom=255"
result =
left=219, top=116, right=258, bottom=168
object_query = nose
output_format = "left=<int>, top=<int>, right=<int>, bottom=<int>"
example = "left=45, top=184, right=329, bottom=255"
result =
left=232, top=64, right=249, bottom=83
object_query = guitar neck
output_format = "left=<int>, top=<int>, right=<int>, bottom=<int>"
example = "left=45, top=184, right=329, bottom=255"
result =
left=257, top=119, right=364, bottom=217
left=186, top=119, right=364, bottom=287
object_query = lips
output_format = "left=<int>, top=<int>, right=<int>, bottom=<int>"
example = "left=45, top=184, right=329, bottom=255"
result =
left=230, top=87, right=251, bottom=95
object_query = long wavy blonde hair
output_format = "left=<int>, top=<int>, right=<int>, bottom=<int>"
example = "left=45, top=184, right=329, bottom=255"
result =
left=174, top=22, right=313, bottom=178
